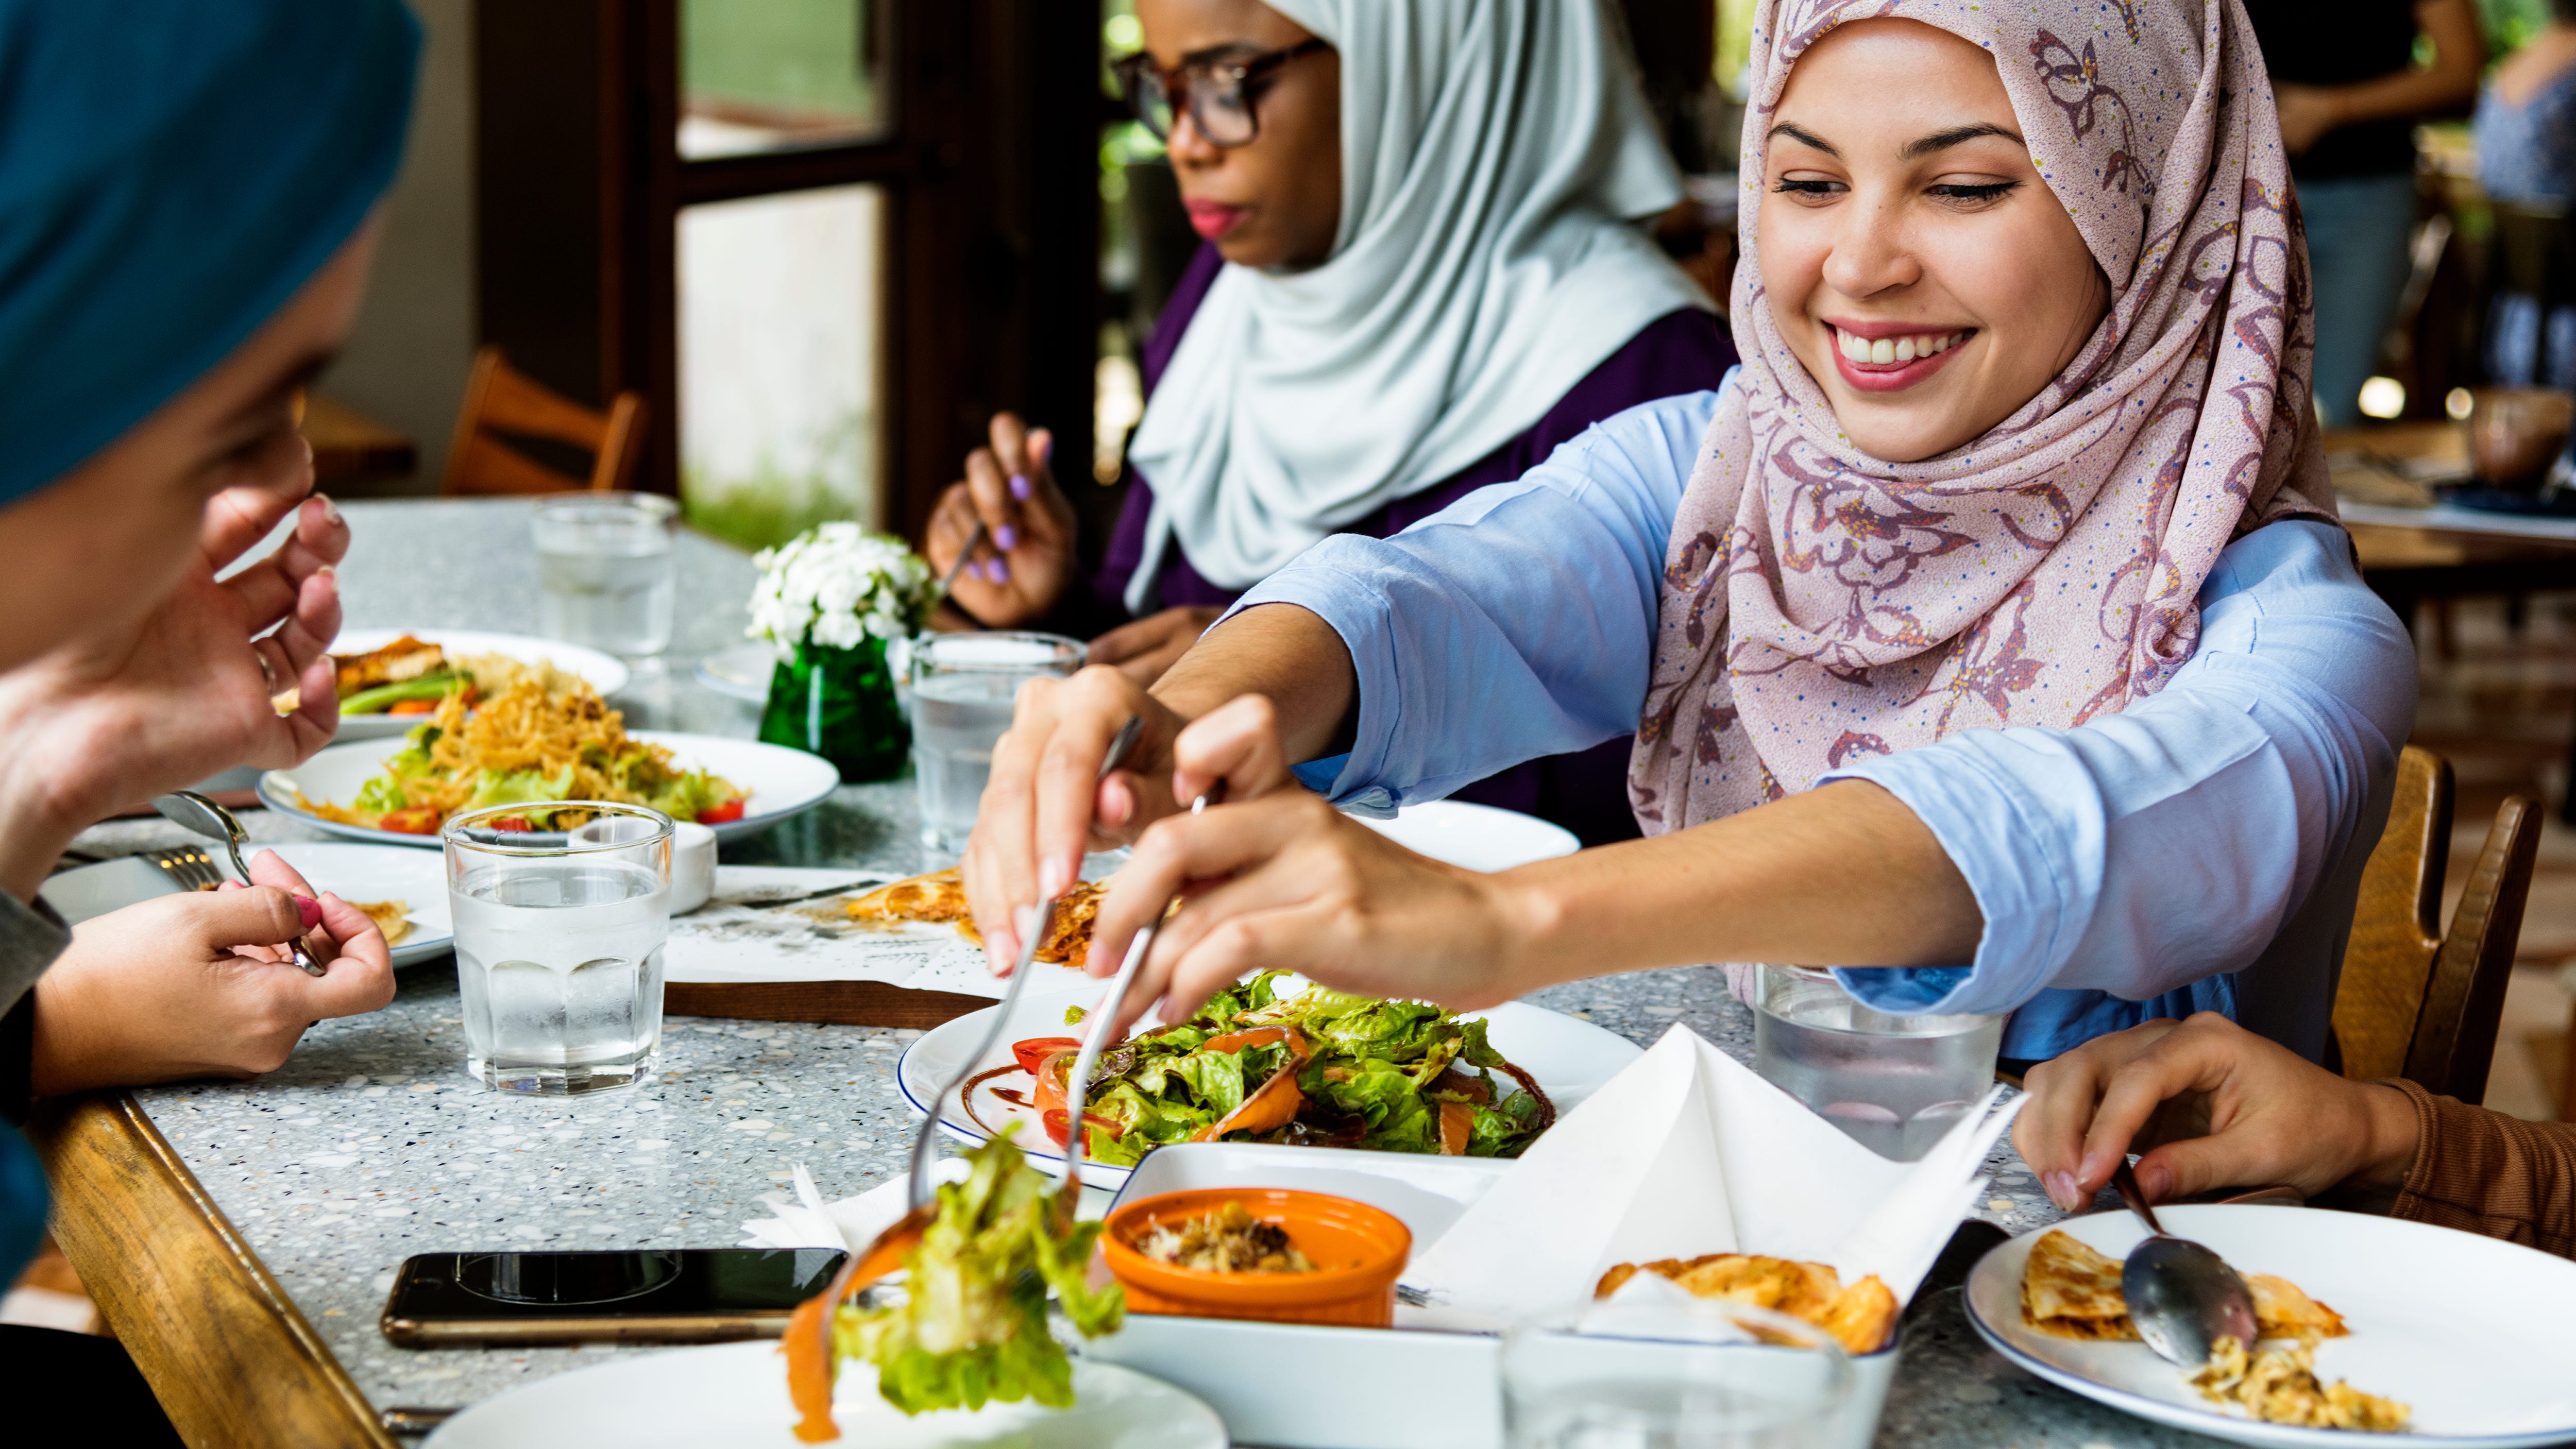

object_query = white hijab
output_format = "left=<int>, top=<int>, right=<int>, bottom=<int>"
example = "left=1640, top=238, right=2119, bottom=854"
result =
left=1120, top=0, right=1713, bottom=612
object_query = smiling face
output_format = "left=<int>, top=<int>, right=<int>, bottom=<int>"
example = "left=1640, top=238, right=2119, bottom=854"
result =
left=1134, top=0, right=1341, bottom=270
left=1757, top=19, right=2109, bottom=463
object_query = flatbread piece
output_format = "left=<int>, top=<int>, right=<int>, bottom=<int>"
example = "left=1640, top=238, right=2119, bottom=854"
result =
left=843, top=868, right=1107, bottom=964
left=1595, top=1253, right=1899, bottom=1355
left=2020, top=1230, right=2348, bottom=1343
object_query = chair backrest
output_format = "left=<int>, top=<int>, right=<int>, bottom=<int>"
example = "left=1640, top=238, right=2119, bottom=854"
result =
left=2333, top=745, right=2544, bottom=1104
left=440, top=346, right=648, bottom=497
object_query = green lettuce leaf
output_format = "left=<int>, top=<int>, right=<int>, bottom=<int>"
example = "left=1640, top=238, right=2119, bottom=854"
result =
left=465, top=765, right=577, bottom=810
left=833, top=1132, right=1123, bottom=1416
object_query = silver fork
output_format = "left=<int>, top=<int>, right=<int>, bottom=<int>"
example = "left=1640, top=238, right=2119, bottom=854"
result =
left=139, top=846, right=228, bottom=892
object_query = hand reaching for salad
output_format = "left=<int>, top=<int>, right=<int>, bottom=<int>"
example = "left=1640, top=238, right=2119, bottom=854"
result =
left=0, top=473, right=347, bottom=900
left=30, top=848, right=396, bottom=1094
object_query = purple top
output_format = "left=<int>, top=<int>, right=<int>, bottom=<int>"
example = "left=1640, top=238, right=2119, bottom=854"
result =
left=1071, top=243, right=1738, bottom=844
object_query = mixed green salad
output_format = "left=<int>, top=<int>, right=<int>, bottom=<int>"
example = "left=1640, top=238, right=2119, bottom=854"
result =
left=976, top=971, right=1555, bottom=1166
left=831, top=1133, right=1123, bottom=1416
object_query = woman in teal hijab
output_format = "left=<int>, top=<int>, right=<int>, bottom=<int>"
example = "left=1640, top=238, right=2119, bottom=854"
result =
left=0, top=1, right=418, bottom=1419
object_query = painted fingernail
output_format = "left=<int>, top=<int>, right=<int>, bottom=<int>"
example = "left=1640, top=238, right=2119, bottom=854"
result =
left=2045, top=1171, right=2080, bottom=1210
left=1009, top=473, right=1032, bottom=500
left=292, top=895, right=323, bottom=930
left=994, top=524, right=1019, bottom=552
left=1038, top=859, right=1072, bottom=900
left=987, top=557, right=1011, bottom=584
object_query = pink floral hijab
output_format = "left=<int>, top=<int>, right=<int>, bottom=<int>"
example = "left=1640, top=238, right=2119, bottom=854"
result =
left=1629, top=0, right=2337, bottom=832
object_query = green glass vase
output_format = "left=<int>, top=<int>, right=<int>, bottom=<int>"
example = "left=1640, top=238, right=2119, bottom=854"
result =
left=757, top=636, right=908, bottom=783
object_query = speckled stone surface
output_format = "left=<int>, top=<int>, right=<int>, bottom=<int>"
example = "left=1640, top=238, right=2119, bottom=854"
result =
left=64, top=501, right=2225, bottom=1444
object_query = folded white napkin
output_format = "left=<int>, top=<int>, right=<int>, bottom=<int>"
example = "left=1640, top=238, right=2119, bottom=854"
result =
left=1403, top=1025, right=2019, bottom=1327
left=665, top=866, right=1095, bottom=998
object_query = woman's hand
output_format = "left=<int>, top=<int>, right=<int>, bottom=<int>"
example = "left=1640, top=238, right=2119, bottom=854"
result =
left=1090, top=605, right=1226, bottom=686
left=30, top=848, right=397, bottom=1095
left=0, top=477, right=347, bottom=899
left=1075, top=695, right=1528, bottom=1036
left=925, top=413, right=1077, bottom=628
left=2013, top=1013, right=2421, bottom=1211
left=2272, top=83, right=2342, bottom=156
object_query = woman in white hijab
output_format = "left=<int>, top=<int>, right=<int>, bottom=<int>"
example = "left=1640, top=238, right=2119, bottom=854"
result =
left=922, top=0, right=1729, bottom=844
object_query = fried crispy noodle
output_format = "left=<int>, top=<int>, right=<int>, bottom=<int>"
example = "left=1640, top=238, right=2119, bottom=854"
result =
left=2020, top=1231, right=2349, bottom=1343
left=2190, top=1335, right=2409, bottom=1431
left=1595, top=1254, right=1899, bottom=1355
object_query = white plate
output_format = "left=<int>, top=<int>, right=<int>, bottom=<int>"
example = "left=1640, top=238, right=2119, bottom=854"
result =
left=1352, top=800, right=1578, bottom=872
left=1965, top=1206, right=2576, bottom=1446
left=39, top=842, right=454, bottom=967
left=421, top=1341, right=1224, bottom=1449
left=897, top=982, right=1645, bottom=1191
left=328, top=628, right=631, bottom=741
left=258, top=731, right=840, bottom=847
left=695, top=641, right=778, bottom=702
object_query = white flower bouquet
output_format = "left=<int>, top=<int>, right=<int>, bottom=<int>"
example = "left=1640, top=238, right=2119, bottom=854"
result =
left=747, top=522, right=940, bottom=658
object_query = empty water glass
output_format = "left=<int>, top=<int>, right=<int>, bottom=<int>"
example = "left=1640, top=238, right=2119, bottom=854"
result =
left=1754, top=964, right=2003, bottom=1162
left=906, top=632, right=1083, bottom=852
left=446, top=803, right=672, bottom=1095
left=532, top=491, right=679, bottom=660
left=1503, top=1295, right=1854, bottom=1449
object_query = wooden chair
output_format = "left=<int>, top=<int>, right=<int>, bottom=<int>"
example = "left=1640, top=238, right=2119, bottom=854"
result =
left=2331, top=746, right=2543, bottom=1105
left=440, top=346, right=647, bottom=496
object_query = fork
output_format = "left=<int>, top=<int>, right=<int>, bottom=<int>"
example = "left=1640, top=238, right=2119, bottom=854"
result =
left=140, top=846, right=228, bottom=892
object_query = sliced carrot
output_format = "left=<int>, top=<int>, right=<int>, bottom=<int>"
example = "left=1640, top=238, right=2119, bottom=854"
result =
left=1438, top=1100, right=1475, bottom=1156
left=785, top=1218, right=926, bottom=1443
left=1031, top=1049, right=1074, bottom=1116
left=1198, top=1026, right=1290, bottom=1054
left=1192, top=1030, right=1311, bottom=1142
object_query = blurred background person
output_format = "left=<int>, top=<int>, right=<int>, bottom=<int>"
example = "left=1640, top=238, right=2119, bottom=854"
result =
left=2251, top=0, right=2482, bottom=424
left=2477, top=0, right=2576, bottom=390
left=923, top=0, right=1733, bottom=846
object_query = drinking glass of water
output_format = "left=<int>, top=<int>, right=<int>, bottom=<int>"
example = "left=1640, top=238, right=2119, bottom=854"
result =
left=445, top=803, right=672, bottom=1095
left=1503, top=1295, right=1854, bottom=1449
left=1753, top=964, right=2003, bottom=1162
left=532, top=492, right=679, bottom=661
left=906, top=632, right=1083, bottom=853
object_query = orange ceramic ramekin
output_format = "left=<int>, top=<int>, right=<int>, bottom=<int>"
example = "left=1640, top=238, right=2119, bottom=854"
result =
left=1100, top=1188, right=1413, bottom=1328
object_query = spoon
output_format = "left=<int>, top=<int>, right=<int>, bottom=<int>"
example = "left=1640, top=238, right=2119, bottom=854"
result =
left=1055, top=777, right=1226, bottom=1226
left=2110, top=1158, right=2256, bottom=1365
left=152, top=790, right=325, bottom=977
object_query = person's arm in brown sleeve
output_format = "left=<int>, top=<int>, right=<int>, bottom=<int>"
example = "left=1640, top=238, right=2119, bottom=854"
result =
left=2385, top=1077, right=2576, bottom=1258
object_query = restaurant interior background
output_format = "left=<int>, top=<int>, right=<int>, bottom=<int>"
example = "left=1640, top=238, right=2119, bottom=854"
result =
left=7, top=0, right=2574, bottom=1328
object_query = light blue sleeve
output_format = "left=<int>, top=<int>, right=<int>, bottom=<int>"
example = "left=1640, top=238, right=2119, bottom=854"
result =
left=1223, top=387, right=1723, bottom=812
left=1824, top=518, right=2416, bottom=1054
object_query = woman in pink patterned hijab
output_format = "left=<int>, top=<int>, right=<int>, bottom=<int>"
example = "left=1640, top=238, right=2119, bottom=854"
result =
left=964, top=0, right=2416, bottom=1095
left=1631, top=0, right=2336, bottom=831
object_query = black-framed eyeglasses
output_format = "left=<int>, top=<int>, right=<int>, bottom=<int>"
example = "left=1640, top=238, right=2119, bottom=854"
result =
left=1112, top=38, right=1329, bottom=148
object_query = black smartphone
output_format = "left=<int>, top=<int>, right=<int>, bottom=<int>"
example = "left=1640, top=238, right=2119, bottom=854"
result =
left=381, top=1247, right=847, bottom=1346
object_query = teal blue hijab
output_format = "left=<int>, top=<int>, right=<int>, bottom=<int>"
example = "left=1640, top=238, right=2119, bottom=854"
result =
left=0, top=0, right=417, bottom=1286
left=0, top=0, right=420, bottom=506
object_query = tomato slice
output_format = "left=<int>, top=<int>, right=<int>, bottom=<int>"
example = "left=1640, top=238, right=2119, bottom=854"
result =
left=696, top=798, right=747, bottom=825
left=1012, top=1037, right=1081, bottom=1077
left=489, top=816, right=533, bottom=832
left=1041, top=1109, right=1125, bottom=1149
left=378, top=808, right=442, bottom=836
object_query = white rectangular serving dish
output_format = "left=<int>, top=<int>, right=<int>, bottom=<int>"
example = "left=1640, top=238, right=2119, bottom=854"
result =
left=1082, top=1142, right=1897, bottom=1449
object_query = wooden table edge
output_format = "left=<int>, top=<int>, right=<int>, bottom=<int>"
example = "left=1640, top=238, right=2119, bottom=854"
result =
left=31, top=1091, right=397, bottom=1449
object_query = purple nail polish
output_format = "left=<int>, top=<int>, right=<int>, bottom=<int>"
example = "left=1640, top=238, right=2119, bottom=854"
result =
left=987, top=558, right=1011, bottom=584
left=994, top=524, right=1019, bottom=552
left=1009, top=473, right=1032, bottom=500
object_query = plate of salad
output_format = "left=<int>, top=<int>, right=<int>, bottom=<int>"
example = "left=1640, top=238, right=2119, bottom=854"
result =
left=259, top=678, right=840, bottom=847
left=897, top=971, right=1645, bottom=1191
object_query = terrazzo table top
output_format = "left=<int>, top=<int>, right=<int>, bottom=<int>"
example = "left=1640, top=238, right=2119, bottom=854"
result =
left=65, top=501, right=2239, bottom=1445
